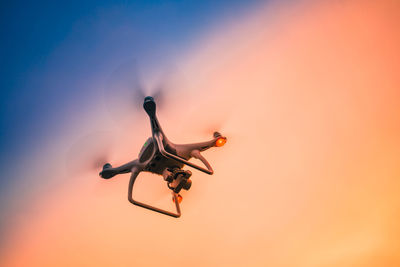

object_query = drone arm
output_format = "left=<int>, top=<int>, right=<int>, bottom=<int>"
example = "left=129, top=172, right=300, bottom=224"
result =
left=154, top=132, right=214, bottom=175
left=180, top=134, right=227, bottom=153
left=128, top=165, right=181, bottom=218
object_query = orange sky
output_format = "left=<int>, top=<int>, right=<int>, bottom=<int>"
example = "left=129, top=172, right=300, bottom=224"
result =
left=2, top=0, right=400, bottom=266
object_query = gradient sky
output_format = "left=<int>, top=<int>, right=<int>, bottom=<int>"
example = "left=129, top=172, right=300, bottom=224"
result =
left=1, top=0, right=400, bottom=266
left=0, top=0, right=259, bottom=239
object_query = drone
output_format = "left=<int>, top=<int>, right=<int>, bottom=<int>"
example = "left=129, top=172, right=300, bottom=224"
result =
left=99, top=96, right=227, bottom=218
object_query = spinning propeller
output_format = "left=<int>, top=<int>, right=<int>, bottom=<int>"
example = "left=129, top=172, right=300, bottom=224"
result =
left=65, top=131, right=114, bottom=176
left=104, top=60, right=169, bottom=126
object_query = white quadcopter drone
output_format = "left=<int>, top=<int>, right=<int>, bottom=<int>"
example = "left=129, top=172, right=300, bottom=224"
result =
left=99, top=96, right=227, bottom=218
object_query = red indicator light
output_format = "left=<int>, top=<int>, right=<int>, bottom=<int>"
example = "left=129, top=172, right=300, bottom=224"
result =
left=172, top=194, right=183, bottom=203
left=215, top=137, right=227, bottom=147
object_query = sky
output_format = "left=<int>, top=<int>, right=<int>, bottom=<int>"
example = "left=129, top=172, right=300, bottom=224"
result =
left=0, top=0, right=259, bottom=236
left=1, top=0, right=400, bottom=266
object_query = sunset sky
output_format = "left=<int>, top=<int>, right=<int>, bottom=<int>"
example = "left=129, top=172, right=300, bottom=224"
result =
left=1, top=1, right=399, bottom=266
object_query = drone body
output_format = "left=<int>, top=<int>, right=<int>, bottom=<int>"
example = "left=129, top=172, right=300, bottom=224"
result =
left=99, top=96, right=226, bottom=217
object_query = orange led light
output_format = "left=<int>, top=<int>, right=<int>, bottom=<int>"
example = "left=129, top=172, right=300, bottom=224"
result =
left=215, top=137, right=227, bottom=147
left=172, top=194, right=183, bottom=203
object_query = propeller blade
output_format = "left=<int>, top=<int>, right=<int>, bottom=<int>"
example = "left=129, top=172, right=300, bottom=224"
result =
left=104, top=60, right=147, bottom=126
left=186, top=104, right=232, bottom=138
left=65, top=131, right=115, bottom=177
left=103, top=60, right=178, bottom=126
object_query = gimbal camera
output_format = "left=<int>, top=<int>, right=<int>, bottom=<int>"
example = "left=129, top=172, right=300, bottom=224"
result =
left=99, top=96, right=227, bottom=218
